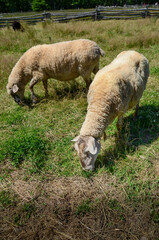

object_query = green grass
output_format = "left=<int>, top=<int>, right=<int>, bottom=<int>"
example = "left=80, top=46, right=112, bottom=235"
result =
left=0, top=190, right=15, bottom=207
left=13, top=202, right=36, bottom=227
left=1, top=128, right=50, bottom=171
left=75, top=199, right=93, bottom=216
left=0, top=18, right=159, bottom=239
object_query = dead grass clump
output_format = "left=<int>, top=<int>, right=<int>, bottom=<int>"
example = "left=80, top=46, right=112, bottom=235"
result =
left=1, top=173, right=159, bottom=240
left=126, top=32, right=159, bottom=48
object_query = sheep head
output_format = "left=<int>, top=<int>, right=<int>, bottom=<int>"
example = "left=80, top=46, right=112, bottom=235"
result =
left=72, top=136, right=101, bottom=171
left=7, top=83, right=24, bottom=104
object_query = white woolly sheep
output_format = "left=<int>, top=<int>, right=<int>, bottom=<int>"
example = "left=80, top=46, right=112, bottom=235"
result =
left=72, top=50, right=149, bottom=171
left=6, top=39, right=105, bottom=104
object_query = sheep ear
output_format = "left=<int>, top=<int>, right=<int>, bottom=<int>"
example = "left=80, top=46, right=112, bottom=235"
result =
left=85, top=136, right=97, bottom=155
left=71, top=136, right=80, bottom=142
left=71, top=136, right=80, bottom=153
left=12, top=84, right=19, bottom=93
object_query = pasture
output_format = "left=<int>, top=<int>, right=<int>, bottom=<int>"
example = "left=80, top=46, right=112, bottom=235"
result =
left=0, top=18, right=159, bottom=239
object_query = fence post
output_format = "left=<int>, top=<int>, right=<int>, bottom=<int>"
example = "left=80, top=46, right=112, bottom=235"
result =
left=42, top=11, right=51, bottom=21
left=142, top=6, right=150, bottom=18
left=146, top=6, right=151, bottom=17
left=145, top=6, right=148, bottom=17
left=94, top=6, right=99, bottom=20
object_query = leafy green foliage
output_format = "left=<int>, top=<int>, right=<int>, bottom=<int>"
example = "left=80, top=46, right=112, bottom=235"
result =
left=1, top=0, right=158, bottom=13
left=0, top=0, right=32, bottom=12
left=32, top=0, right=48, bottom=11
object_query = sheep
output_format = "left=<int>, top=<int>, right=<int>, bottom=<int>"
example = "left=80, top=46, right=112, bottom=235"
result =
left=72, top=50, right=149, bottom=171
left=6, top=39, right=105, bottom=104
left=12, top=21, right=24, bottom=32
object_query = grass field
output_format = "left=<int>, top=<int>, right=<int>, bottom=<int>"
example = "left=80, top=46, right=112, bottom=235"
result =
left=0, top=18, right=159, bottom=239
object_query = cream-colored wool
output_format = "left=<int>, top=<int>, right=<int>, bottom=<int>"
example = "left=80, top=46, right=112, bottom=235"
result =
left=7, top=39, right=105, bottom=103
left=80, top=50, right=149, bottom=138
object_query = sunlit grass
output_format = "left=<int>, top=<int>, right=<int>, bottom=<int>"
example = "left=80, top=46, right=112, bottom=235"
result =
left=0, top=18, right=159, bottom=177
left=0, top=18, right=159, bottom=239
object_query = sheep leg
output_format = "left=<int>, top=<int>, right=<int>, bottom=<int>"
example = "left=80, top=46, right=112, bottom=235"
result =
left=134, top=103, right=139, bottom=120
left=80, top=68, right=92, bottom=90
left=116, top=116, right=123, bottom=135
left=93, top=63, right=99, bottom=75
left=82, top=75, right=92, bottom=90
left=85, top=78, right=92, bottom=90
left=103, top=131, right=107, bottom=141
left=29, top=77, right=40, bottom=103
left=42, top=80, right=48, bottom=97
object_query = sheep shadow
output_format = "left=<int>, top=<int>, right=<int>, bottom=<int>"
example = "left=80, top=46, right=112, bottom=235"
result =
left=46, top=80, right=87, bottom=100
left=96, top=104, right=159, bottom=171
left=18, top=98, right=34, bottom=109
left=22, top=80, right=87, bottom=108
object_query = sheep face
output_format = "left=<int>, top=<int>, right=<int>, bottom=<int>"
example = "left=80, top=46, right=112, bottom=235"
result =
left=7, top=84, right=24, bottom=104
left=72, top=136, right=101, bottom=171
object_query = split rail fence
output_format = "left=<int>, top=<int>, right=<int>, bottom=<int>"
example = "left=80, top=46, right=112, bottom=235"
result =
left=0, top=6, right=159, bottom=28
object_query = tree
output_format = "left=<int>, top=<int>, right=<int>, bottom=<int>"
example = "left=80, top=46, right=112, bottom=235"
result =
left=0, top=0, right=13, bottom=12
left=0, top=0, right=158, bottom=13
left=32, top=0, right=48, bottom=11
left=0, top=0, right=32, bottom=12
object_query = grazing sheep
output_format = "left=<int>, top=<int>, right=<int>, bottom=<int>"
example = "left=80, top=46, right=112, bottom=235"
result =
left=72, top=50, right=149, bottom=171
left=7, top=39, right=105, bottom=104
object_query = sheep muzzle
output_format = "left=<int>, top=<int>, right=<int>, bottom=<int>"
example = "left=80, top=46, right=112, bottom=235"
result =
left=11, top=92, right=22, bottom=104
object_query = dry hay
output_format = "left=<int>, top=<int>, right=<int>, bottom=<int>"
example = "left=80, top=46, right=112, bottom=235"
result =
left=1, top=168, right=159, bottom=240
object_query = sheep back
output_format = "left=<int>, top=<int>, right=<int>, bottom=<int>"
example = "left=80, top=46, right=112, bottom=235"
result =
left=13, top=39, right=103, bottom=81
left=80, top=50, right=149, bottom=138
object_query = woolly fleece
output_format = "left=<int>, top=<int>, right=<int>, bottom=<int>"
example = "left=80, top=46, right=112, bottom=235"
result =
left=80, top=50, right=149, bottom=138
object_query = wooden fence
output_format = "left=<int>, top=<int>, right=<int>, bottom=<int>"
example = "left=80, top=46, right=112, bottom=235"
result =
left=97, top=6, right=159, bottom=19
left=0, top=6, right=159, bottom=28
left=0, top=13, right=44, bottom=27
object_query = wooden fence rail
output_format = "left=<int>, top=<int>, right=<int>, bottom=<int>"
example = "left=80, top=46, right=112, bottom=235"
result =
left=0, top=6, right=159, bottom=28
